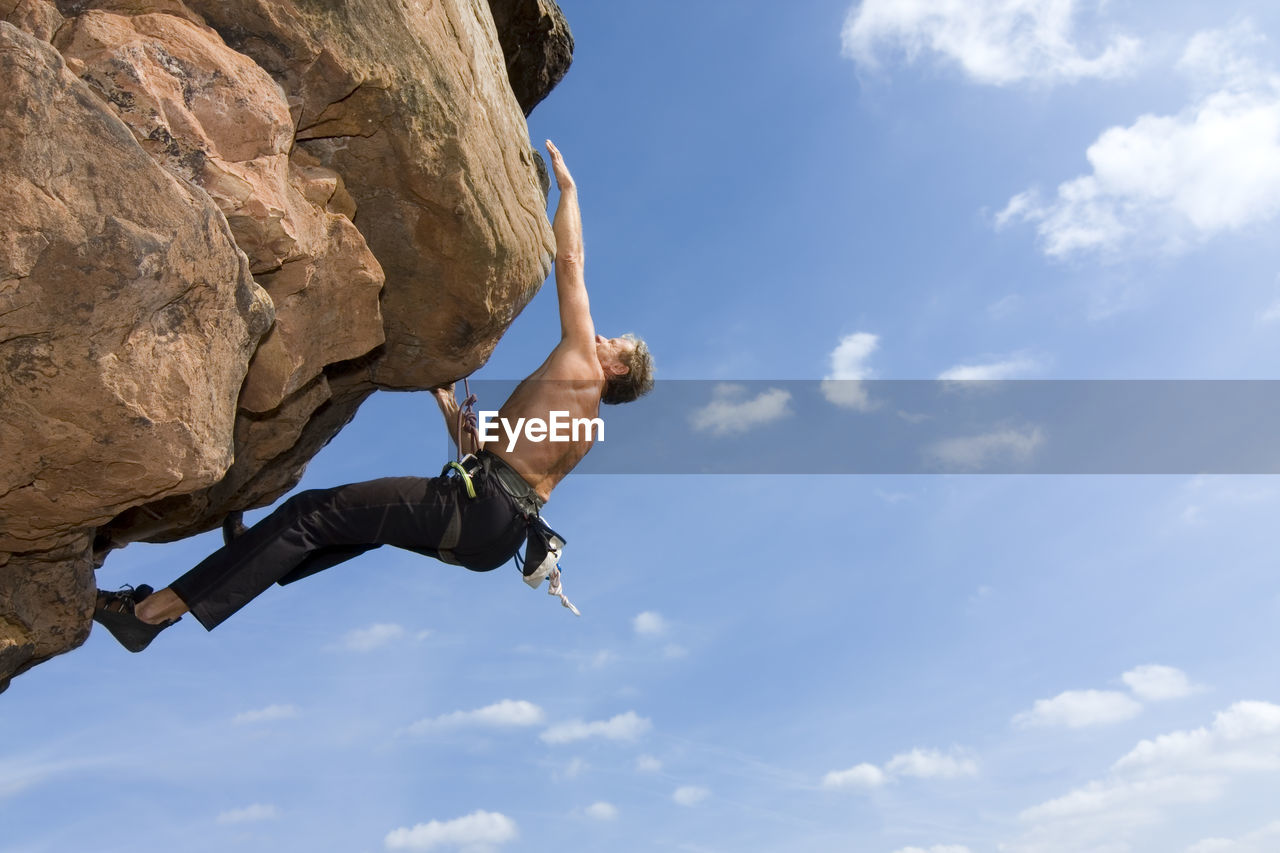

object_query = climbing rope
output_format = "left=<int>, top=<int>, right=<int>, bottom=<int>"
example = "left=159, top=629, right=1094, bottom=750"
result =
left=455, top=377, right=481, bottom=463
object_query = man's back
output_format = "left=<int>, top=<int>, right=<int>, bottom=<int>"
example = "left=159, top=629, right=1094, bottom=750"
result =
left=488, top=345, right=604, bottom=501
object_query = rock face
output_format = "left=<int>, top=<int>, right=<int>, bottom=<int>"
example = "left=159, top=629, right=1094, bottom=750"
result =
left=0, top=0, right=566, bottom=692
left=489, top=0, right=574, bottom=116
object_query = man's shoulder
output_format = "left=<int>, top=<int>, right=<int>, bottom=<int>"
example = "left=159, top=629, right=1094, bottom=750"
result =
left=534, top=340, right=604, bottom=382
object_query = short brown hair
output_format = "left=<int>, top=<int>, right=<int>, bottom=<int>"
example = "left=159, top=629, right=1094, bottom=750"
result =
left=601, top=334, right=654, bottom=405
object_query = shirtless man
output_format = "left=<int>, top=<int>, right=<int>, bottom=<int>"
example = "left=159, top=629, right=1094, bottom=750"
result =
left=94, top=140, right=654, bottom=652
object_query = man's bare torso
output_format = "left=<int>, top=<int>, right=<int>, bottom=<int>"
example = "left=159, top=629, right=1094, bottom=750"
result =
left=486, top=347, right=603, bottom=502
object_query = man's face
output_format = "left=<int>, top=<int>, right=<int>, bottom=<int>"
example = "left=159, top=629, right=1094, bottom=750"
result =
left=595, top=334, right=634, bottom=373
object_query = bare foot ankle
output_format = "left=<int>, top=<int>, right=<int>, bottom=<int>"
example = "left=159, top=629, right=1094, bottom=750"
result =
left=136, top=588, right=188, bottom=624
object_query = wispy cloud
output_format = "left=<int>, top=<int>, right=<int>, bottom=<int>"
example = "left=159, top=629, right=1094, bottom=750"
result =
left=403, top=700, right=545, bottom=736
left=998, top=22, right=1280, bottom=258
left=587, top=649, right=617, bottom=669
left=636, top=754, right=663, bottom=773
left=821, top=331, right=879, bottom=410
left=337, top=623, right=407, bottom=652
left=540, top=711, right=651, bottom=745
left=559, top=758, right=589, bottom=780
left=1259, top=298, right=1280, bottom=324
left=926, top=427, right=1044, bottom=471
left=1187, top=820, right=1280, bottom=853
left=690, top=384, right=792, bottom=436
left=0, top=754, right=112, bottom=799
left=1014, top=689, right=1143, bottom=729
left=672, top=785, right=710, bottom=806
left=891, top=846, right=973, bottom=853
left=216, top=803, right=279, bottom=824
left=938, top=354, right=1041, bottom=381
left=233, top=704, right=299, bottom=725
left=385, top=810, right=518, bottom=851
left=842, top=0, right=1139, bottom=86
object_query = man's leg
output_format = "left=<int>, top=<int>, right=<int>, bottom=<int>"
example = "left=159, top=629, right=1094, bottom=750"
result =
left=153, top=476, right=457, bottom=631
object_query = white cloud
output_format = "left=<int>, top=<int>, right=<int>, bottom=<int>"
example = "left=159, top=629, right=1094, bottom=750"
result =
left=1122, top=665, right=1198, bottom=702
left=1260, top=298, right=1280, bottom=324
left=404, top=700, right=545, bottom=736
left=586, top=649, right=617, bottom=669
left=1179, top=21, right=1269, bottom=91
left=672, top=785, right=710, bottom=806
left=1014, top=689, right=1143, bottom=729
left=842, top=0, right=1139, bottom=86
left=216, top=804, right=279, bottom=824
left=0, top=756, right=104, bottom=799
left=232, top=704, right=299, bottom=725
left=663, top=643, right=689, bottom=659
left=385, top=810, right=518, bottom=851
left=1187, top=821, right=1280, bottom=853
left=926, top=426, right=1044, bottom=471
left=891, top=847, right=973, bottom=853
left=633, top=611, right=667, bottom=637
left=690, top=384, right=791, bottom=436
left=885, top=748, right=979, bottom=780
left=1009, top=702, right=1280, bottom=853
left=821, top=331, right=879, bottom=410
left=561, top=758, right=589, bottom=779
left=636, top=754, right=663, bottom=773
left=999, top=24, right=1280, bottom=258
left=1018, top=772, right=1222, bottom=824
left=938, top=354, right=1041, bottom=380
left=825, top=747, right=977, bottom=791
left=822, top=762, right=888, bottom=790
left=339, top=623, right=407, bottom=652
left=540, top=711, right=651, bottom=745
left=585, top=802, right=618, bottom=821
left=1113, top=701, right=1280, bottom=775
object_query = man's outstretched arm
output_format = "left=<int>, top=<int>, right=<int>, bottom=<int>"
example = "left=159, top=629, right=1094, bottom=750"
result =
left=545, top=140, right=595, bottom=349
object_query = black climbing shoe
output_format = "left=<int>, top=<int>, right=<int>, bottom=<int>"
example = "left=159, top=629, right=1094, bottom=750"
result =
left=92, top=585, right=179, bottom=653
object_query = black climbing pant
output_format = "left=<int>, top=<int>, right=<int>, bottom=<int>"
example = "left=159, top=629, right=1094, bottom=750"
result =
left=169, top=469, right=529, bottom=631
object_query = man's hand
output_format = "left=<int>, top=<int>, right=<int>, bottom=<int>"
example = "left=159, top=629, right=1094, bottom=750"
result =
left=545, top=140, right=575, bottom=191
left=431, top=383, right=456, bottom=406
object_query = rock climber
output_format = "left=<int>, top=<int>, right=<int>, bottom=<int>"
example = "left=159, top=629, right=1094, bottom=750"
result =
left=93, top=140, right=654, bottom=652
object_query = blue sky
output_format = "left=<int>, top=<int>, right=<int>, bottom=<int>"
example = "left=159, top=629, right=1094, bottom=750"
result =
left=6, top=1, right=1280, bottom=851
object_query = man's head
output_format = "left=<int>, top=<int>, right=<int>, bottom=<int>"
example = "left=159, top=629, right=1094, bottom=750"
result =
left=596, top=333, right=654, bottom=404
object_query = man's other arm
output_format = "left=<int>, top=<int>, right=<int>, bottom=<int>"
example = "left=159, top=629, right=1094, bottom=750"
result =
left=432, top=384, right=480, bottom=456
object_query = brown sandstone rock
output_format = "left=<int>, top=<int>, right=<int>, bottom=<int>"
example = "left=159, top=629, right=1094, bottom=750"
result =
left=0, top=21, right=271, bottom=549
left=95, top=0, right=557, bottom=547
left=54, top=10, right=386, bottom=415
left=2, top=0, right=63, bottom=41
left=2, top=0, right=568, bottom=692
left=0, top=538, right=94, bottom=694
left=182, top=0, right=556, bottom=387
left=0, top=21, right=271, bottom=682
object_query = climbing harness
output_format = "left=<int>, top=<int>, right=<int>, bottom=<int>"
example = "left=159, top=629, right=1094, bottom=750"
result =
left=441, top=381, right=580, bottom=616
left=516, top=514, right=580, bottom=616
